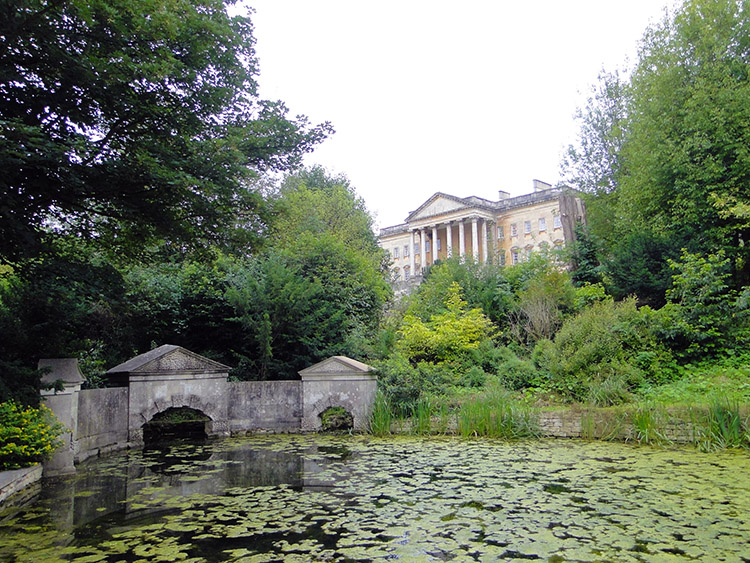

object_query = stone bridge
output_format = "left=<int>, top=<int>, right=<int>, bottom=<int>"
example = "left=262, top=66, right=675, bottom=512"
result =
left=41, top=345, right=377, bottom=475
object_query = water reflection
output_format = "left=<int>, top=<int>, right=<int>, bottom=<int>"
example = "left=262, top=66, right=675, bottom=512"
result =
left=0, top=436, right=749, bottom=562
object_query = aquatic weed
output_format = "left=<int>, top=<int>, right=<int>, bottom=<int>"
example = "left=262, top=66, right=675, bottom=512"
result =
left=369, top=391, right=392, bottom=436
left=630, top=403, right=671, bottom=445
left=695, top=399, right=748, bottom=452
left=457, top=388, right=539, bottom=439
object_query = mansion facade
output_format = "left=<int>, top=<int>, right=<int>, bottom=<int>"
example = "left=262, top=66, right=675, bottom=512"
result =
left=378, top=180, right=586, bottom=282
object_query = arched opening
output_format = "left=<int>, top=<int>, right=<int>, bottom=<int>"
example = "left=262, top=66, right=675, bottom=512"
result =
left=319, top=406, right=353, bottom=432
left=142, top=406, right=210, bottom=445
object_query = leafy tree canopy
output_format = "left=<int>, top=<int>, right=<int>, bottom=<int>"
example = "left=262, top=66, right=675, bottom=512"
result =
left=1, top=0, right=333, bottom=263
left=564, top=0, right=750, bottom=294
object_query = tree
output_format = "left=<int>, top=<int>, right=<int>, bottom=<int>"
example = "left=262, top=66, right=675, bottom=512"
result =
left=270, top=166, right=382, bottom=257
left=561, top=69, right=629, bottom=197
left=616, top=0, right=750, bottom=285
left=227, top=233, right=390, bottom=380
left=0, top=0, right=332, bottom=262
left=569, top=222, right=603, bottom=286
left=561, top=69, right=630, bottom=243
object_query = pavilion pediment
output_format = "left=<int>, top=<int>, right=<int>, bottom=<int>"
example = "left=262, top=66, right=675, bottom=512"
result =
left=407, top=193, right=471, bottom=222
left=107, top=345, right=230, bottom=376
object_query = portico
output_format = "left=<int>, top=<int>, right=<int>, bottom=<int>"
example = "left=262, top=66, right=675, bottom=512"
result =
left=379, top=182, right=587, bottom=284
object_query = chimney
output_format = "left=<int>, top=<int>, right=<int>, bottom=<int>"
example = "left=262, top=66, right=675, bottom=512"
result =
left=533, top=179, right=551, bottom=192
left=498, top=190, right=510, bottom=200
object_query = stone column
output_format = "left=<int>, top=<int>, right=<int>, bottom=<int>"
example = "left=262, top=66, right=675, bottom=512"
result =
left=471, top=217, right=479, bottom=261
left=481, top=219, right=488, bottom=263
left=39, top=359, right=85, bottom=476
left=446, top=222, right=453, bottom=257
left=458, top=220, right=466, bottom=259
left=432, top=226, right=438, bottom=261
left=420, top=228, right=426, bottom=274
left=409, top=229, right=415, bottom=276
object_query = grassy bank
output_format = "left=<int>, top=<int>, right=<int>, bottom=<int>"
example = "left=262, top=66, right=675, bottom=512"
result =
left=369, top=367, right=750, bottom=452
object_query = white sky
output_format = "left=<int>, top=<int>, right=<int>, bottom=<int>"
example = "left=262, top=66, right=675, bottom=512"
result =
left=240, top=1, right=673, bottom=230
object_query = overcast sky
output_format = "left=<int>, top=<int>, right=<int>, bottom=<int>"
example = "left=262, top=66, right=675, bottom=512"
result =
left=240, top=1, right=674, bottom=230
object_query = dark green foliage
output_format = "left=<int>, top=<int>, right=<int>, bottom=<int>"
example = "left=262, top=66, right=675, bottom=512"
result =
left=1, top=0, right=331, bottom=262
left=0, top=250, right=132, bottom=403
left=605, top=230, right=682, bottom=308
left=227, top=236, right=389, bottom=380
left=655, top=250, right=750, bottom=360
left=569, top=223, right=603, bottom=286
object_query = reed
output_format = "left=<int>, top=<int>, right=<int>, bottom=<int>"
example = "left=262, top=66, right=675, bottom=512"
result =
left=458, top=388, right=539, bottom=439
left=630, top=403, right=670, bottom=445
left=694, top=399, right=748, bottom=452
left=369, top=391, right=393, bottom=436
left=412, top=397, right=434, bottom=435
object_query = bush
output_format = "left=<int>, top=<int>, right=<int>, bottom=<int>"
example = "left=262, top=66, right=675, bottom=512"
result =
left=535, top=297, right=677, bottom=402
left=0, top=401, right=65, bottom=470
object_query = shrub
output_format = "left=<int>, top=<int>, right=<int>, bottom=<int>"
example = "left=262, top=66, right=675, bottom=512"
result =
left=657, top=250, right=750, bottom=360
left=535, top=297, right=677, bottom=402
left=0, top=401, right=65, bottom=470
left=320, top=406, right=353, bottom=432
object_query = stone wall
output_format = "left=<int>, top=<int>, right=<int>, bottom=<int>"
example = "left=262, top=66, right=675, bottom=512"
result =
left=76, top=388, right=130, bottom=462
left=228, top=381, right=302, bottom=433
left=38, top=352, right=377, bottom=477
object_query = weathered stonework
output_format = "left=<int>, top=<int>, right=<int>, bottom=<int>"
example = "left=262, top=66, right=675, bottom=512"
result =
left=299, top=356, right=377, bottom=431
left=40, top=347, right=377, bottom=476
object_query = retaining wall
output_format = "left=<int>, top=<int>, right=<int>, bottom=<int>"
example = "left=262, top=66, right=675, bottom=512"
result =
left=76, top=388, right=129, bottom=462
left=228, top=380, right=302, bottom=433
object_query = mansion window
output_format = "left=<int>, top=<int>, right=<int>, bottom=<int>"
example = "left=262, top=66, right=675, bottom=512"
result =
left=538, top=217, right=546, bottom=232
left=524, top=220, right=531, bottom=234
left=404, top=266, right=411, bottom=280
left=498, top=250, right=506, bottom=265
left=414, top=243, right=420, bottom=255
left=425, top=240, right=431, bottom=252
left=404, top=244, right=409, bottom=257
left=511, top=248, right=519, bottom=264
left=497, top=225, right=504, bottom=239
left=437, top=239, right=441, bottom=251
left=553, top=215, right=562, bottom=229
left=393, top=247, right=400, bottom=259
left=510, top=223, right=518, bottom=237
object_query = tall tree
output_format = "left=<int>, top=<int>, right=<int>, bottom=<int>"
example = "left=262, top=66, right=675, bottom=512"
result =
left=617, top=0, right=750, bottom=284
left=561, top=69, right=630, bottom=243
left=0, top=0, right=332, bottom=262
left=271, top=166, right=382, bottom=257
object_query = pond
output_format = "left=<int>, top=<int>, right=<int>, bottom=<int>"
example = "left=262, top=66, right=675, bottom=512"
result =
left=0, top=435, right=749, bottom=561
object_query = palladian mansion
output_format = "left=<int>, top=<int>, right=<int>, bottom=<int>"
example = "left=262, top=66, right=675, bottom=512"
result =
left=378, top=180, right=586, bottom=284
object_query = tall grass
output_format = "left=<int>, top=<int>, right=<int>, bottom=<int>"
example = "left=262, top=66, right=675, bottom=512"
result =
left=630, top=403, right=670, bottom=445
left=412, top=397, right=434, bottom=435
left=694, top=399, right=749, bottom=452
left=369, top=391, right=392, bottom=436
left=458, top=387, right=539, bottom=439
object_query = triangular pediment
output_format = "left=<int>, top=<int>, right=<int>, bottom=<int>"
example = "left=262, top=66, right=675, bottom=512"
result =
left=107, top=345, right=230, bottom=375
left=298, top=356, right=373, bottom=377
left=406, top=193, right=471, bottom=222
